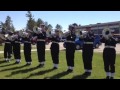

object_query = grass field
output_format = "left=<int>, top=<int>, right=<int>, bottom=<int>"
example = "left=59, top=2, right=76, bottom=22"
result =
left=0, top=51, right=120, bottom=79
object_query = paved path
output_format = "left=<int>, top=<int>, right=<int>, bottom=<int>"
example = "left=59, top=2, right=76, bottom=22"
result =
left=0, top=43, right=120, bottom=54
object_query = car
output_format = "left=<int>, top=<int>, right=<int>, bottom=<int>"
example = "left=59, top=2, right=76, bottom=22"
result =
left=60, top=37, right=66, bottom=42
left=63, top=35, right=101, bottom=50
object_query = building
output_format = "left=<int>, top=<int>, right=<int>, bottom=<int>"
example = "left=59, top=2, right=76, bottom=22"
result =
left=77, top=21, right=120, bottom=36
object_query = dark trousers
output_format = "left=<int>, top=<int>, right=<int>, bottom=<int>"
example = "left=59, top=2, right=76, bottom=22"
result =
left=66, top=43, right=75, bottom=67
left=4, top=43, right=12, bottom=59
left=11, top=42, right=14, bottom=55
left=37, top=41, right=45, bottom=63
left=24, top=43, right=32, bottom=62
left=13, top=43, right=21, bottom=59
left=103, top=48, right=116, bottom=73
left=50, top=43, right=59, bottom=64
left=82, top=44, right=93, bottom=70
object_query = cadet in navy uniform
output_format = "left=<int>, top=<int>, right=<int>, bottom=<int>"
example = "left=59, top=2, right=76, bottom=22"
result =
left=34, top=24, right=46, bottom=67
left=22, top=32, right=32, bottom=65
left=4, top=32, right=13, bottom=62
left=13, top=31, right=21, bottom=64
left=65, top=25, right=76, bottom=72
left=49, top=29, right=60, bottom=69
left=101, top=30, right=119, bottom=79
left=82, top=27, right=94, bottom=76
left=10, top=33, right=14, bottom=58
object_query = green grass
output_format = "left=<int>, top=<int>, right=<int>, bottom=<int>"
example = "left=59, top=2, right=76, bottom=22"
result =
left=0, top=45, right=4, bottom=51
left=0, top=51, right=120, bottom=79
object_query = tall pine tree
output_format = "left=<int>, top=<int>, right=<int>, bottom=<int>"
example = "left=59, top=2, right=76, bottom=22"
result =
left=26, top=11, right=36, bottom=31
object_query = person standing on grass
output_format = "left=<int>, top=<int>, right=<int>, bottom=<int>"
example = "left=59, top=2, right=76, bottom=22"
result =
left=12, top=31, right=21, bottom=64
left=33, top=24, right=46, bottom=68
left=49, top=29, right=61, bottom=69
left=101, top=28, right=119, bottom=79
left=81, top=27, right=95, bottom=76
left=65, top=25, right=76, bottom=73
left=22, top=31, right=32, bottom=65
left=4, top=31, right=13, bottom=62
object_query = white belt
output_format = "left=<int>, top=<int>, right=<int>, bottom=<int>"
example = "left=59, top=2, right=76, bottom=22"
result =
left=52, top=41, right=59, bottom=44
left=84, top=42, right=93, bottom=44
left=5, top=42, right=11, bottom=44
left=15, top=41, right=20, bottom=43
left=37, top=39, right=45, bottom=42
left=24, top=41, right=31, bottom=43
left=105, top=46, right=115, bottom=49
left=65, top=41, right=75, bottom=43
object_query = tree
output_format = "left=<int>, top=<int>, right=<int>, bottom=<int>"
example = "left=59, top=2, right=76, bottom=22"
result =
left=0, top=22, right=6, bottom=30
left=47, top=24, right=53, bottom=31
left=4, top=16, right=13, bottom=32
left=72, top=23, right=78, bottom=27
left=26, top=11, right=36, bottom=30
left=36, top=18, right=44, bottom=27
left=1, top=16, right=15, bottom=33
left=11, top=24, right=15, bottom=32
left=26, top=11, right=33, bottom=20
left=55, top=24, right=62, bottom=30
left=44, top=21, right=48, bottom=30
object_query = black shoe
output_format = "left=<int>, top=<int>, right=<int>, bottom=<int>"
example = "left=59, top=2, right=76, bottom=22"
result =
left=67, top=69, right=73, bottom=73
left=5, top=60, right=8, bottom=62
left=83, top=72, right=91, bottom=76
left=6, top=60, right=10, bottom=63
left=37, top=64, right=44, bottom=68
left=53, top=67, right=58, bottom=70
left=15, top=61, right=20, bottom=64
left=110, top=77, right=114, bottom=79
left=106, top=76, right=110, bottom=79
left=25, top=63, right=31, bottom=66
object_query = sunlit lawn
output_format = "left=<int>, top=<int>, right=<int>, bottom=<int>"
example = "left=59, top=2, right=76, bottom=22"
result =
left=0, top=50, right=120, bottom=79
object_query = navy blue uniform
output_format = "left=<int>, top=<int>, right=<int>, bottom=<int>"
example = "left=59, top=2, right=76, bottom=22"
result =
left=22, top=37, right=32, bottom=64
left=82, top=32, right=94, bottom=74
left=10, top=40, right=14, bottom=56
left=101, top=37, right=119, bottom=79
left=4, top=37, right=12, bottom=61
left=66, top=33, right=76, bottom=71
left=13, top=36, right=21, bottom=63
left=34, top=32, right=46, bottom=66
left=50, top=35, right=60, bottom=68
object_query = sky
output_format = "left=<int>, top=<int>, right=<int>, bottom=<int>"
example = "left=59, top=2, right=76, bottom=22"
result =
left=0, top=11, right=120, bottom=31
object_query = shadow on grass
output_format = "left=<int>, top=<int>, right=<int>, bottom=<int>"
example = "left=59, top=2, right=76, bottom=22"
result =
left=0, top=63, right=16, bottom=67
left=0, top=65, right=28, bottom=72
left=72, top=73, right=90, bottom=79
left=6, top=66, right=40, bottom=77
left=24, top=68, right=55, bottom=79
left=47, top=71, right=70, bottom=79
left=0, top=60, right=7, bottom=64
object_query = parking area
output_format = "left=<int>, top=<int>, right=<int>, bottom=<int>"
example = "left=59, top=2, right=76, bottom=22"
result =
left=48, top=42, right=120, bottom=54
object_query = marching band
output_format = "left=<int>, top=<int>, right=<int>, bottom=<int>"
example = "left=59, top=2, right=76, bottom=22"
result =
left=22, top=31, right=32, bottom=65
left=4, top=31, right=13, bottom=62
left=33, top=24, right=46, bottom=67
left=81, top=27, right=94, bottom=76
left=65, top=25, right=76, bottom=72
left=12, top=31, right=21, bottom=64
left=101, top=28, right=119, bottom=79
left=49, top=29, right=61, bottom=69
left=0, top=24, right=120, bottom=79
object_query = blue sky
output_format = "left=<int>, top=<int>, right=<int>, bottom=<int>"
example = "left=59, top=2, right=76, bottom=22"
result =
left=0, top=11, right=120, bottom=31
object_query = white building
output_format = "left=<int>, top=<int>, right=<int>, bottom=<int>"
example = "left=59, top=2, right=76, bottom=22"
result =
left=77, top=21, right=120, bottom=35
